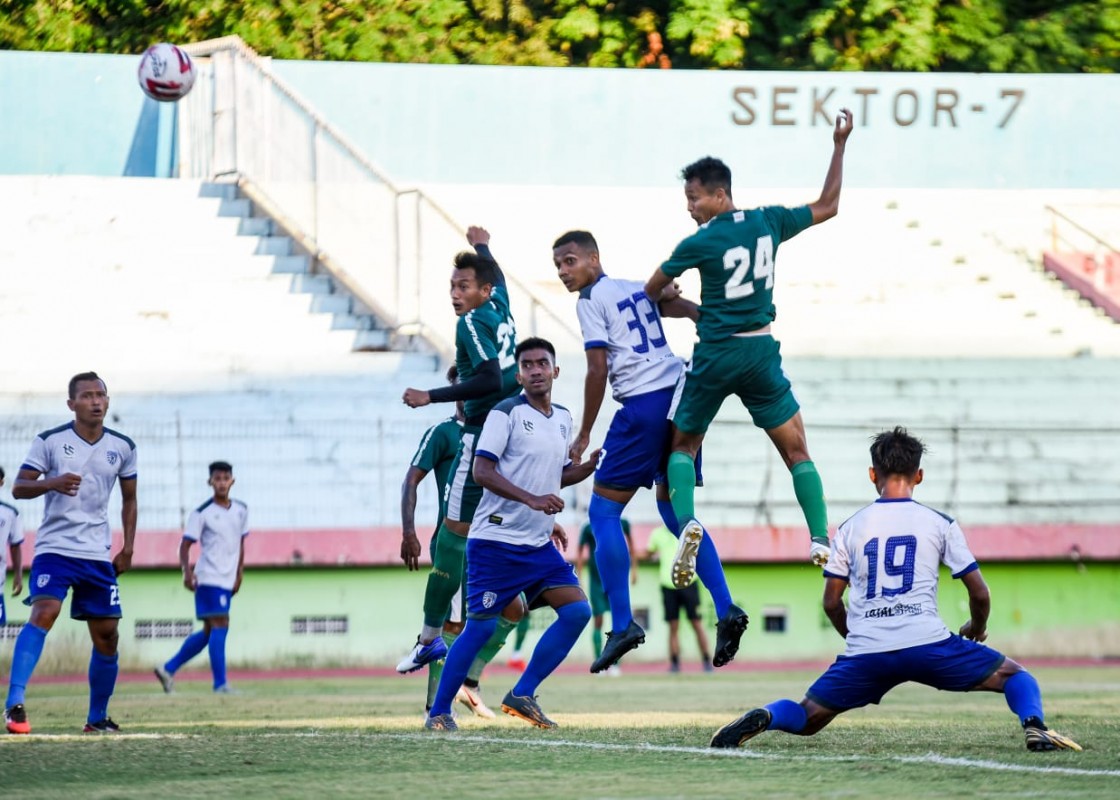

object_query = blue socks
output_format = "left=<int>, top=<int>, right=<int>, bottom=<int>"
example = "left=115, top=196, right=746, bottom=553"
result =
left=765, top=699, right=808, bottom=733
left=513, top=600, right=591, bottom=698
left=88, top=649, right=119, bottom=724
left=1004, top=670, right=1044, bottom=726
left=208, top=627, right=229, bottom=690
left=588, top=494, right=633, bottom=632
left=6, top=623, right=48, bottom=708
left=165, top=629, right=210, bottom=674
left=430, top=616, right=498, bottom=717
left=656, top=499, right=734, bottom=618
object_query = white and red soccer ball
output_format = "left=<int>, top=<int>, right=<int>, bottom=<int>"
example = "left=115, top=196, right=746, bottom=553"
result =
left=137, top=43, right=196, bottom=102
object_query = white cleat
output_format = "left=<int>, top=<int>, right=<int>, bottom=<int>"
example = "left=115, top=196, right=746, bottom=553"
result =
left=671, top=520, right=704, bottom=588
left=456, top=685, right=496, bottom=719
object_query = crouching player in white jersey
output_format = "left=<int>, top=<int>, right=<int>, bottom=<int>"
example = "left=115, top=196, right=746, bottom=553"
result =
left=154, top=461, right=248, bottom=694
left=5, top=372, right=137, bottom=735
left=425, top=338, right=599, bottom=731
left=554, top=230, right=744, bottom=673
left=710, top=427, right=1081, bottom=753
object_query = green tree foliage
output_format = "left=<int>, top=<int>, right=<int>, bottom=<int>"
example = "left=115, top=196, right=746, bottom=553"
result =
left=0, top=0, right=1116, bottom=72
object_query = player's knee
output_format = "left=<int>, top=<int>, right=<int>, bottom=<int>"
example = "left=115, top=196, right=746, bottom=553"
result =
left=559, top=599, right=592, bottom=627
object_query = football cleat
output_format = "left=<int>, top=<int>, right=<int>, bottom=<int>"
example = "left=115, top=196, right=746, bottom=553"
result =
left=424, top=713, right=459, bottom=731
left=213, top=684, right=240, bottom=694
left=710, top=707, right=772, bottom=748
left=396, top=636, right=449, bottom=674
left=590, top=620, right=645, bottom=673
left=456, top=684, right=496, bottom=719
left=500, top=691, right=557, bottom=729
left=1025, top=725, right=1082, bottom=752
left=713, top=604, right=749, bottom=668
left=810, top=538, right=831, bottom=567
left=153, top=665, right=175, bottom=693
left=4, top=704, right=30, bottom=735
left=671, top=519, right=704, bottom=588
left=83, top=717, right=121, bottom=734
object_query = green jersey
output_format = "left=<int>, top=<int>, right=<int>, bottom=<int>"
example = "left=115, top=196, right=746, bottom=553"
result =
left=410, top=416, right=463, bottom=527
left=660, top=205, right=812, bottom=341
left=455, top=283, right=519, bottom=421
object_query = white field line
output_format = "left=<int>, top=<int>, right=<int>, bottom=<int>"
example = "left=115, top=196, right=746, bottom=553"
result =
left=4, top=729, right=1115, bottom=780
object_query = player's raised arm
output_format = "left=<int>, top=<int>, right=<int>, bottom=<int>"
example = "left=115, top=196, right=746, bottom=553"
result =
left=644, top=268, right=675, bottom=306
left=467, top=225, right=506, bottom=287
left=807, top=108, right=854, bottom=225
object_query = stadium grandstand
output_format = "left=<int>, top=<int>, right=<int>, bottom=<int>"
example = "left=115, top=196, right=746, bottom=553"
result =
left=1, top=38, right=1117, bottom=668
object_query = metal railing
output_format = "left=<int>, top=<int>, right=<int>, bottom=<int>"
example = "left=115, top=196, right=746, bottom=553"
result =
left=177, top=36, right=580, bottom=359
left=1045, top=204, right=1120, bottom=313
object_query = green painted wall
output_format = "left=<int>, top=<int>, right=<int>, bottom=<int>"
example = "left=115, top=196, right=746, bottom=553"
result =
left=3, top=561, right=1116, bottom=674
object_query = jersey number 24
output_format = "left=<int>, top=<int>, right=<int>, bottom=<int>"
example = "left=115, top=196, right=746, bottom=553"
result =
left=722, top=235, right=774, bottom=299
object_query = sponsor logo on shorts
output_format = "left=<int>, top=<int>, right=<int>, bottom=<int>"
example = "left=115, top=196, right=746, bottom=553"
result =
left=220, top=594, right=228, bottom=608
left=864, top=602, right=923, bottom=619
left=37, top=574, right=51, bottom=588
left=482, top=591, right=497, bottom=609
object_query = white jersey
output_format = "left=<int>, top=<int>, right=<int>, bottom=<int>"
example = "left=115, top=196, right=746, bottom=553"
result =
left=21, top=422, right=137, bottom=562
left=185, top=497, right=249, bottom=591
left=0, top=500, right=24, bottom=576
left=576, top=275, right=684, bottom=400
left=470, top=394, right=573, bottom=547
left=826, top=498, right=978, bottom=656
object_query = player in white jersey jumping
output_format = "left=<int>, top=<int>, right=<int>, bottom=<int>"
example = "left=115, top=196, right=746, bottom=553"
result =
left=710, top=426, right=1081, bottom=753
left=553, top=230, right=745, bottom=672
left=425, top=337, right=599, bottom=731
left=5, top=372, right=137, bottom=735
left=1, top=466, right=26, bottom=628
left=154, top=461, right=248, bottom=694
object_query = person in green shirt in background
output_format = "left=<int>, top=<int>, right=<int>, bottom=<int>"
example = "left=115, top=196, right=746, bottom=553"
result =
left=644, top=525, right=713, bottom=673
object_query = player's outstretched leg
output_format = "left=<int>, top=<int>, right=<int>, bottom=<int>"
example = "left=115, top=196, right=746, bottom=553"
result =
left=424, top=616, right=498, bottom=729
left=588, top=494, right=634, bottom=629
left=506, top=599, right=590, bottom=726
left=713, top=604, right=749, bottom=668
left=711, top=707, right=771, bottom=748
left=590, top=620, right=645, bottom=673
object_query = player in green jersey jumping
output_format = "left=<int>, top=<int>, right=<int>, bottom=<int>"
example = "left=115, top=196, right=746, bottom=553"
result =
left=644, top=109, right=855, bottom=599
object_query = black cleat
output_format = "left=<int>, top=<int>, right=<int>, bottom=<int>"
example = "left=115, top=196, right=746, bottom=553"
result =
left=83, top=717, right=121, bottom=734
left=589, top=620, right=645, bottom=673
left=500, top=692, right=557, bottom=729
left=710, top=707, right=771, bottom=748
left=713, top=604, right=749, bottom=668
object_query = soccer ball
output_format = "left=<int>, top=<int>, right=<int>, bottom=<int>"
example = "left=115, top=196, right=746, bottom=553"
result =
left=137, top=43, right=196, bottom=102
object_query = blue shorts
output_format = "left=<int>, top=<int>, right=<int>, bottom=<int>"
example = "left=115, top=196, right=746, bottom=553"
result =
left=806, top=635, right=1005, bottom=712
left=465, top=538, right=581, bottom=619
left=596, top=386, right=702, bottom=491
left=0, top=594, right=6, bottom=625
left=25, top=553, right=122, bottom=620
left=195, top=585, right=233, bottom=619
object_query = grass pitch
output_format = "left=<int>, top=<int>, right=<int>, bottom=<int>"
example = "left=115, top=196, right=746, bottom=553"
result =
left=1, top=665, right=1118, bottom=799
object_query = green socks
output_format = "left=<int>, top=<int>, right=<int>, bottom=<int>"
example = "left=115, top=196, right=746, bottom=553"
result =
left=791, top=460, right=829, bottom=542
left=591, top=627, right=603, bottom=659
left=666, top=451, right=698, bottom=528
left=422, top=525, right=468, bottom=629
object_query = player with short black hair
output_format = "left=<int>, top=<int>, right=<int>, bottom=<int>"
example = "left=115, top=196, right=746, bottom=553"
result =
left=154, top=461, right=248, bottom=694
left=644, top=110, right=856, bottom=612
left=5, top=372, right=137, bottom=735
left=710, top=426, right=1082, bottom=754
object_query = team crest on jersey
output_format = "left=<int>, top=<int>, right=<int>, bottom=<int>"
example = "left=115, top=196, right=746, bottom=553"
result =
left=560, top=424, right=568, bottom=439
left=106, top=451, right=119, bottom=466
left=37, top=574, right=51, bottom=588
left=482, top=591, right=497, bottom=609
left=522, top=420, right=534, bottom=433
left=62, top=444, right=75, bottom=457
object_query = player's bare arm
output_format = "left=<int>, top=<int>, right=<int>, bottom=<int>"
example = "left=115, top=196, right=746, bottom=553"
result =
left=11, top=468, right=81, bottom=498
left=10, top=540, right=23, bottom=596
left=473, top=456, right=564, bottom=514
left=821, top=577, right=849, bottom=638
left=399, top=465, right=427, bottom=570
left=808, top=108, right=853, bottom=225
left=573, top=348, right=609, bottom=462
left=551, top=523, right=568, bottom=551
left=561, top=448, right=601, bottom=487
left=958, top=569, right=991, bottom=642
left=178, top=538, right=197, bottom=591
left=113, top=476, right=137, bottom=575
left=233, top=538, right=246, bottom=594
left=644, top=268, right=675, bottom=305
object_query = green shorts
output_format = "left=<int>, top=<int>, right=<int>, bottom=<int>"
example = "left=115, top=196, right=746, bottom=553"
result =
left=587, top=571, right=609, bottom=617
left=444, top=425, right=483, bottom=524
left=673, top=335, right=800, bottom=435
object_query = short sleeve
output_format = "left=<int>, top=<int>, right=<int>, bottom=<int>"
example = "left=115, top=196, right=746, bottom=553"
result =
left=410, top=423, right=443, bottom=472
left=659, top=234, right=702, bottom=280
left=761, top=205, right=813, bottom=244
left=824, top=523, right=852, bottom=580
left=21, top=436, right=51, bottom=474
left=576, top=294, right=609, bottom=349
left=475, top=407, right=512, bottom=463
left=240, top=506, right=250, bottom=537
left=943, top=520, right=978, bottom=578
left=119, top=440, right=138, bottom=480
left=9, top=511, right=23, bottom=545
left=183, top=509, right=203, bottom=542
